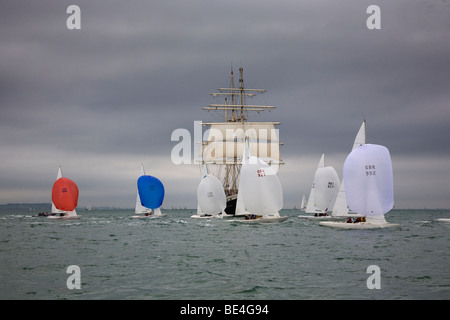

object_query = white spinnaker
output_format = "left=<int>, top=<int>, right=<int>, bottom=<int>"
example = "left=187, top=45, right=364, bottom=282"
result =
left=314, top=166, right=340, bottom=212
left=197, top=174, right=226, bottom=215
left=343, top=144, right=394, bottom=221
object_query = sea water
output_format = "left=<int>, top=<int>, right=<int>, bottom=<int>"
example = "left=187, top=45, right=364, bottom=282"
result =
left=0, top=209, right=449, bottom=300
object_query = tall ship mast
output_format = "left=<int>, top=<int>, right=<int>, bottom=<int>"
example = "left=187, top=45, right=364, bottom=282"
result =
left=201, top=67, right=283, bottom=215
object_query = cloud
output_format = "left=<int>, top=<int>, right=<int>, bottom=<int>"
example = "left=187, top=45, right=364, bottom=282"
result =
left=1, top=0, right=450, bottom=209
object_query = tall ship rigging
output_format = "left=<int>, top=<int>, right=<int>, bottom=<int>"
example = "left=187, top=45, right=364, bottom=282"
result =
left=200, top=67, right=283, bottom=215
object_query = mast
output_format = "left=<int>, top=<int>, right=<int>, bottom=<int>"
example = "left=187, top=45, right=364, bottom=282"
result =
left=239, top=66, right=245, bottom=123
left=201, top=67, right=282, bottom=213
left=204, top=68, right=276, bottom=118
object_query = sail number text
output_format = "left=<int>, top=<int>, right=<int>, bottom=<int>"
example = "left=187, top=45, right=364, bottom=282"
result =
left=257, top=169, right=266, bottom=178
left=365, top=164, right=376, bottom=176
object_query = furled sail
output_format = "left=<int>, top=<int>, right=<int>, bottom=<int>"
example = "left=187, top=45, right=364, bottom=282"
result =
left=137, top=176, right=165, bottom=210
left=343, top=144, right=394, bottom=220
left=202, top=122, right=282, bottom=167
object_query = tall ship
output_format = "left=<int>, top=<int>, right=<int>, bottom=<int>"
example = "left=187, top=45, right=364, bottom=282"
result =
left=200, top=67, right=283, bottom=216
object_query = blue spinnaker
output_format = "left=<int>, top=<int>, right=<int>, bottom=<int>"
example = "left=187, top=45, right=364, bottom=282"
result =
left=137, top=175, right=165, bottom=209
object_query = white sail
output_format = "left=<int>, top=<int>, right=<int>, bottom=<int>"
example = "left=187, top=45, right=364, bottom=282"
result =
left=343, top=144, right=394, bottom=222
left=305, top=154, right=323, bottom=213
left=196, top=164, right=207, bottom=216
left=197, top=174, right=226, bottom=215
left=331, top=180, right=348, bottom=216
left=235, top=138, right=251, bottom=216
left=51, top=166, right=66, bottom=214
left=305, top=154, right=340, bottom=214
left=202, top=122, right=281, bottom=164
left=313, top=166, right=340, bottom=212
left=300, top=194, right=307, bottom=211
left=352, top=120, right=366, bottom=151
left=332, top=120, right=366, bottom=216
left=135, top=164, right=152, bottom=214
left=238, top=139, right=283, bottom=217
left=65, top=209, right=78, bottom=218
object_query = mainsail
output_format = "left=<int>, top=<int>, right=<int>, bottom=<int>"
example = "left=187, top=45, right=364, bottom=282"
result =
left=200, top=67, right=282, bottom=215
left=332, top=120, right=366, bottom=216
left=135, top=164, right=152, bottom=214
left=51, top=166, right=66, bottom=214
left=300, top=194, right=307, bottom=211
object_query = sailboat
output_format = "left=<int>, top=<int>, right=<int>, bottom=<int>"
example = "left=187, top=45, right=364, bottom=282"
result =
left=191, top=164, right=227, bottom=219
left=331, top=120, right=366, bottom=218
left=200, top=66, right=283, bottom=216
left=320, top=144, right=398, bottom=229
left=48, top=166, right=80, bottom=220
left=237, top=139, right=288, bottom=223
left=298, top=154, right=340, bottom=220
left=131, top=165, right=166, bottom=219
left=300, top=194, right=307, bottom=211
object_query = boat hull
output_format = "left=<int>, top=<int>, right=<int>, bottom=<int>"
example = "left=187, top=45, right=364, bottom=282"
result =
left=238, top=216, right=289, bottom=224
left=225, top=196, right=237, bottom=215
left=319, top=221, right=399, bottom=229
left=47, top=216, right=80, bottom=220
left=298, top=215, right=338, bottom=221
left=130, top=214, right=167, bottom=219
left=190, top=214, right=222, bottom=219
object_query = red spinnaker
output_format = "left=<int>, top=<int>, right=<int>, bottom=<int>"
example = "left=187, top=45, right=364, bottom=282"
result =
left=52, top=177, right=79, bottom=211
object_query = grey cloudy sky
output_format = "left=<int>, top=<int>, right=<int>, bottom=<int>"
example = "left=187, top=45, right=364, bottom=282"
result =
left=1, top=0, right=450, bottom=209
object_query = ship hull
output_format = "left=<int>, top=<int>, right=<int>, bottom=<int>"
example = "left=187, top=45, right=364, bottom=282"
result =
left=225, top=196, right=237, bottom=215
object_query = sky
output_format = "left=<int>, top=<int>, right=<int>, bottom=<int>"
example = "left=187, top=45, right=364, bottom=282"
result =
left=1, top=0, right=450, bottom=210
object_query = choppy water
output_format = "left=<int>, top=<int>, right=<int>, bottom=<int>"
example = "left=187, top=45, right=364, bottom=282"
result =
left=0, top=209, right=449, bottom=300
